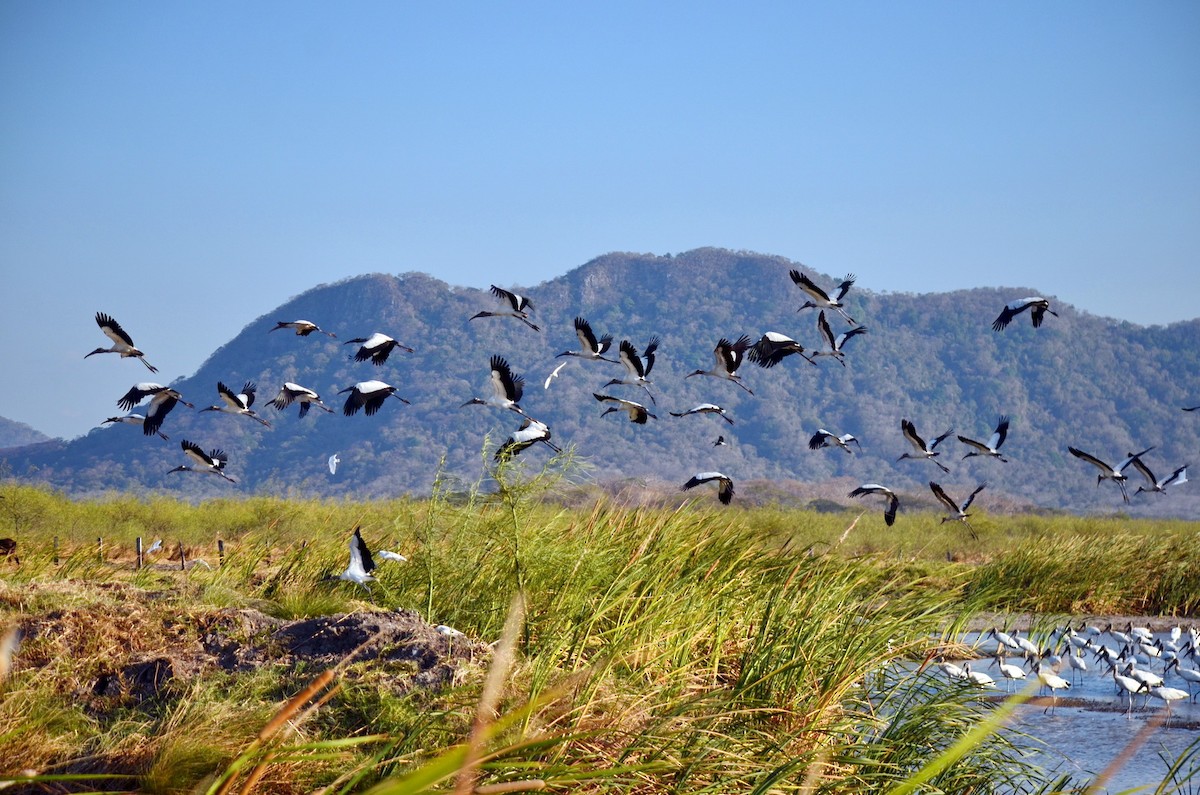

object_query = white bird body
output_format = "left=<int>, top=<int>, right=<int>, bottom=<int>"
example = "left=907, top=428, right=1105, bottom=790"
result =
left=377, top=550, right=408, bottom=563
left=543, top=361, right=569, bottom=389
left=202, top=381, right=271, bottom=427
left=963, top=663, right=995, bottom=688
left=686, top=335, right=755, bottom=394
left=168, top=439, right=236, bottom=483
left=1112, top=665, right=1147, bottom=714
left=670, top=403, right=734, bottom=424
left=594, top=393, right=656, bottom=424
left=344, top=332, right=413, bottom=365
left=958, top=415, right=1010, bottom=463
left=103, top=414, right=169, bottom=441
left=470, top=285, right=540, bottom=331
left=267, top=382, right=334, bottom=417
left=847, top=484, right=899, bottom=526
left=270, top=319, right=336, bottom=337
left=812, top=311, right=867, bottom=365
left=747, top=331, right=816, bottom=368
left=929, top=481, right=987, bottom=537
left=495, top=417, right=561, bottom=460
left=995, top=658, right=1027, bottom=690
left=328, top=454, right=340, bottom=474
left=939, top=660, right=967, bottom=681
left=86, top=312, right=157, bottom=372
left=557, top=317, right=616, bottom=361
left=335, top=527, right=376, bottom=591
left=117, top=383, right=194, bottom=437
left=810, top=429, right=860, bottom=453
left=463, top=355, right=526, bottom=415
left=604, top=337, right=660, bottom=405
left=1165, top=659, right=1200, bottom=700
left=789, top=270, right=857, bottom=324
left=1068, top=446, right=1154, bottom=504
left=1129, top=457, right=1189, bottom=496
left=898, top=419, right=954, bottom=473
left=681, top=472, right=735, bottom=505
left=339, top=381, right=409, bottom=416
left=992, top=298, right=1058, bottom=331
left=1036, top=662, right=1071, bottom=712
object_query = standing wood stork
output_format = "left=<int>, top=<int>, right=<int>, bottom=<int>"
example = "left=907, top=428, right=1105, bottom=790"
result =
left=686, top=335, right=754, bottom=394
left=848, top=484, right=899, bottom=526
left=557, top=317, right=616, bottom=361
left=462, top=355, right=526, bottom=416
left=593, top=393, right=657, bottom=424
left=994, top=656, right=1027, bottom=691
left=1035, top=662, right=1071, bottom=713
left=116, top=383, right=195, bottom=437
left=270, top=319, right=337, bottom=337
left=470, top=285, right=540, bottom=331
left=957, top=415, right=1010, bottom=463
left=338, top=380, right=409, bottom=416
left=168, top=440, right=236, bottom=484
left=789, top=270, right=857, bottom=324
left=86, top=312, right=158, bottom=372
left=494, top=417, right=561, bottom=460
left=670, top=404, right=734, bottom=425
left=1110, top=663, right=1147, bottom=716
left=929, top=481, right=986, bottom=538
left=266, top=382, right=335, bottom=418
left=812, top=311, right=868, bottom=365
left=344, top=332, right=413, bottom=366
left=1128, top=457, right=1189, bottom=496
left=681, top=472, right=735, bottom=505
left=103, top=414, right=170, bottom=441
left=810, top=429, right=860, bottom=453
left=991, top=298, right=1058, bottom=331
left=603, top=337, right=660, bottom=405
left=200, top=381, right=271, bottom=427
left=1165, top=659, right=1200, bottom=701
left=747, top=332, right=816, bottom=368
left=1067, top=446, right=1153, bottom=504
left=962, top=663, right=996, bottom=688
left=897, top=419, right=954, bottom=473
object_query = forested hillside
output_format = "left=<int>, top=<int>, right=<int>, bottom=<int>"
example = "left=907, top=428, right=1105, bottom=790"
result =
left=5, top=248, right=1199, bottom=517
left=0, top=417, right=52, bottom=449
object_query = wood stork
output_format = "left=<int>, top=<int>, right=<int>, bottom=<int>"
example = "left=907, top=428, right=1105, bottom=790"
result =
left=713, top=435, right=727, bottom=447
left=1165, top=659, right=1200, bottom=701
left=338, top=381, right=409, bottom=416
left=957, top=415, right=1010, bottom=463
left=603, top=338, right=660, bottom=405
left=116, top=383, right=194, bottom=437
left=929, top=481, right=986, bottom=538
left=344, top=332, right=413, bottom=365
left=1128, top=457, right=1188, bottom=496
left=686, top=335, right=754, bottom=394
left=1035, top=662, right=1071, bottom=713
left=962, top=663, right=995, bottom=688
left=1067, top=446, right=1154, bottom=504
left=86, top=312, right=158, bottom=372
left=494, top=417, right=561, bottom=460
left=470, top=285, right=540, bottom=331
left=747, top=332, right=816, bottom=368
left=103, top=414, right=169, bottom=441
left=593, top=393, right=657, bottom=424
left=812, top=311, right=868, bottom=365
left=848, top=484, right=899, bottom=526
left=994, top=657, right=1027, bottom=691
left=991, top=298, right=1058, bottom=332
left=328, top=454, right=340, bottom=474
left=332, top=526, right=376, bottom=592
left=266, top=382, right=334, bottom=418
left=1149, top=685, right=1190, bottom=725
left=810, top=429, right=860, bottom=453
left=270, top=319, right=336, bottom=337
left=789, top=269, right=857, bottom=324
left=989, top=628, right=1018, bottom=653
left=681, top=472, right=735, bottom=505
left=557, top=317, right=616, bottom=361
left=168, top=440, right=236, bottom=484
left=1110, top=664, right=1146, bottom=716
left=201, top=381, right=271, bottom=427
left=898, top=419, right=954, bottom=473
left=462, top=355, right=526, bottom=415
left=670, top=404, right=734, bottom=425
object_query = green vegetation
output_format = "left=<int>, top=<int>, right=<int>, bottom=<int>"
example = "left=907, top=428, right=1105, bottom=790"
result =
left=1, top=470, right=1198, bottom=793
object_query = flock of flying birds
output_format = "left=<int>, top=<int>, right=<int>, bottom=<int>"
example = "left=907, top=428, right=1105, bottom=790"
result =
left=87, top=272, right=1194, bottom=525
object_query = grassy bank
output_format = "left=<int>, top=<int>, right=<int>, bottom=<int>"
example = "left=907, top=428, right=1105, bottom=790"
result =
left=1, top=474, right=1198, bottom=792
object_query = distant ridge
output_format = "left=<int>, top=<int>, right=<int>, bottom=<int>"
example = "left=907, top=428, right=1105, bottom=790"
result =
left=0, top=416, right=54, bottom=449
left=3, top=248, right=1198, bottom=517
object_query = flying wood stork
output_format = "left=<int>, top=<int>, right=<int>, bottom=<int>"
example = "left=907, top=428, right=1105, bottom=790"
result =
left=681, top=472, right=735, bottom=505
left=898, top=419, right=954, bottom=473
left=670, top=403, right=734, bottom=425
left=789, top=270, right=857, bottom=324
left=332, top=526, right=376, bottom=591
left=86, top=312, right=158, bottom=373
left=470, top=285, right=540, bottom=331
left=991, top=298, right=1058, bottom=332
left=201, top=381, right=271, bottom=427
left=713, top=435, right=727, bottom=447
left=593, top=393, right=657, bottom=424
left=557, top=317, right=616, bottom=361
left=929, top=481, right=986, bottom=538
left=462, top=355, right=526, bottom=416
left=338, top=381, right=410, bottom=416
left=957, top=415, right=1010, bottom=463
left=270, top=320, right=336, bottom=337
left=168, top=440, right=236, bottom=483
left=1067, top=446, right=1153, bottom=504
left=603, top=337, right=660, bottom=405
left=812, top=311, right=868, bottom=365
left=686, top=335, right=754, bottom=394
left=747, top=332, right=816, bottom=368
left=494, top=417, right=561, bottom=460
left=848, top=484, right=899, bottom=526
left=116, top=383, right=194, bottom=437
left=1128, top=456, right=1188, bottom=496
left=810, top=429, right=860, bottom=453
left=344, top=332, right=413, bottom=365
left=103, top=414, right=169, bottom=441
left=266, top=382, right=335, bottom=418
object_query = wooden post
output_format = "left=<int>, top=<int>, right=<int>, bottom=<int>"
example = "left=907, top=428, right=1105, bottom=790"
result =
left=97, top=537, right=103, bottom=562
left=136, top=537, right=143, bottom=570
left=218, top=539, right=225, bottom=567
left=178, top=542, right=187, bottom=571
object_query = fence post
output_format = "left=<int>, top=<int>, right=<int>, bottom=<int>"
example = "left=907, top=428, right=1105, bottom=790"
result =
left=97, top=537, right=103, bottom=562
left=136, top=537, right=143, bottom=570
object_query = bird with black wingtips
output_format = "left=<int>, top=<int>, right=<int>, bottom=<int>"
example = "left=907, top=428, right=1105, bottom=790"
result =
left=812, top=311, right=868, bottom=366
left=338, top=381, right=410, bottom=417
left=713, top=435, right=727, bottom=447
left=270, top=319, right=336, bottom=337
left=1067, top=446, right=1153, bottom=504
left=1127, top=455, right=1188, bottom=496
left=681, top=472, right=735, bottom=505
left=462, top=355, right=527, bottom=416
left=344, top=332, right=414, bottom=365
left=330, top=526, right=376, bottom=592
left=686, top=335, right=755, bottom=394
left=201, top=381, right=271, bottom=427
left=87, top=312, right=158, bottom=372
left=603, top=337, right=660, bottom=405
left=168, top=439, right=236, bottom=484
left=103, top=414, right=169, bottom=441
left=593, top=393, right=657, bottom=424
left=991, top=298, right=1058, bottom=331
left=495, top=417, right=561, bottom=460
left=747, top=332, right=817, bottom=368
left=557, top=316, right=617, bottom=362
left=929, top=481, right=986, bottom=538
left=789, top=270, right=857, bottom=324
left=116, top=383, right=195, bottom=437
left=957, top=415, right=1010, bottom=463
left=848, top=484, right=899, bottom=526
left=670, top=403, right=734, bottom=425
left=810, top=429, right=860, bottom=453
left=470, top=285, right=540, bottom=331
left=897, top=419, right=954, bottom=473
left=267, top=382, right=335, bottom=418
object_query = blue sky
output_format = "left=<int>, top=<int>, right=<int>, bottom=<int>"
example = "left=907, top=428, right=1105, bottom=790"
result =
left=2, top=2, right=1198, bottom=440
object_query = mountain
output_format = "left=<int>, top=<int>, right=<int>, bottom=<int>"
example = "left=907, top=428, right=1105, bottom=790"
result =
left=4, top=248, right=1199, bottom=517
left=0, top=417, right=53, bottom=449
